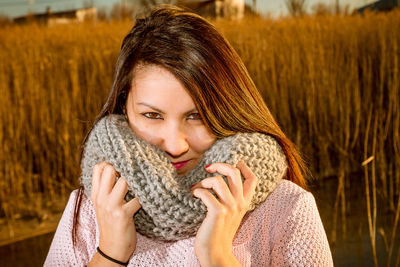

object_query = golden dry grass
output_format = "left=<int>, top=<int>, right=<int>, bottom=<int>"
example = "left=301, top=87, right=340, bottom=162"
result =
left=0, top=11, right=399, bottom=264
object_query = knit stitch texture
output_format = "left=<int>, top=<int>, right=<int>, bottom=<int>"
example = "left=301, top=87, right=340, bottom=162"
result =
left=80, top=114, right=287, bottom=241
left=45, top=180, right=334, bottom=266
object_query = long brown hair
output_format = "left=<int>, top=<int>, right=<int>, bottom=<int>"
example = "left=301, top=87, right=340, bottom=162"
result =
left=72, top=5, right=307, bottom=250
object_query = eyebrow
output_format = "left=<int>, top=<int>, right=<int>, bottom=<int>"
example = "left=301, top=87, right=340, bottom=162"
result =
left=137, top=102, right=165, bottom=114
left=136, top=102, right=198, bottom=115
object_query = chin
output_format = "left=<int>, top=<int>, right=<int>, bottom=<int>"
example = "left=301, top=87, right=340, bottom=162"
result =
left=175, top=172, right=186, bottom=178
left=176, top=168, right=189, bottom=177
left=176, top=159, right=198, bottom=177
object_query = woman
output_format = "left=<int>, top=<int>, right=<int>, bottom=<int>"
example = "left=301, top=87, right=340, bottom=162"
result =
left=45, top=6, right=333, bottom=266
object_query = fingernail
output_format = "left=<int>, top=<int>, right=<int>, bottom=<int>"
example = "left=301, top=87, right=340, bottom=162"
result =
left=205, top=164, right=211, bottom=169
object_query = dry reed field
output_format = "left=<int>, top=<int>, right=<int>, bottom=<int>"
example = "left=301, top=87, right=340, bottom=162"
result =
left=0, top=11, right=399, bottom=265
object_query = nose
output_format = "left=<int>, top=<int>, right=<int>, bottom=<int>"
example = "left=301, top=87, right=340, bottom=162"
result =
left=161, top=124, right=189, bottom=158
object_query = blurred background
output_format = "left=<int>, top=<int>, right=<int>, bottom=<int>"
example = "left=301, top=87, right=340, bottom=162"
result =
left=0, top=0, right=399, bottom=266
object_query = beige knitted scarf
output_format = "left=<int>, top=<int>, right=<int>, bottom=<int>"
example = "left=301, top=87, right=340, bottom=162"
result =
left=80, top=114, right=287, bottom=241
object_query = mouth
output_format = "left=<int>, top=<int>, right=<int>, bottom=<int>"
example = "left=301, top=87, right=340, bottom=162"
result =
left=171, top=159, right=191, bottom=170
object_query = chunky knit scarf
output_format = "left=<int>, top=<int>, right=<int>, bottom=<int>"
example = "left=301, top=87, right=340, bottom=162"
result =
left=80, top=114, right=287, bottom=241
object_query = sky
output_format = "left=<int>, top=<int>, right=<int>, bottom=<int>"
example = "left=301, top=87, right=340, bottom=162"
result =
left=0, top=0, right=374, bottom=19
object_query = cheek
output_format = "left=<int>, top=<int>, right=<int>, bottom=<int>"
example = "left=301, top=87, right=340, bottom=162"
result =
left=188, top=127, right=216, bottom=153
left=128, top=115, right=163, bottom=146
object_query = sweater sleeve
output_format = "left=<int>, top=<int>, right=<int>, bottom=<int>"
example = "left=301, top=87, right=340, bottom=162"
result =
left=44, top=189, right=97, bottom=266
left=270, top=191, right=334, bottom=267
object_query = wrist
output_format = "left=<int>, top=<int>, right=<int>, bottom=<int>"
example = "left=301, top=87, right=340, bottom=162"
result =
left=98, top=241, right=134, bottom=263
left=88, top=252, right=128, bottom=267
left=97, top=246, right=131, bottom=266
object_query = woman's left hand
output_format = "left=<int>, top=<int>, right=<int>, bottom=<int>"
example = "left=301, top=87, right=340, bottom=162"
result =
left=191, top=161, right=258, bottom=267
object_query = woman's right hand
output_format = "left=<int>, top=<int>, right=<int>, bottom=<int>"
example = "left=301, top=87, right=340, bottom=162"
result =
left=89, top=162, right=141, bottom=264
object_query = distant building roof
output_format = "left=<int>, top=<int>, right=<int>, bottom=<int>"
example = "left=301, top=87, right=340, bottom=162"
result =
left=180, top=0, right=245, bottom=19
left=357, top=0, right=400, bottom=13
left=13, top=7, right=97, bottom=24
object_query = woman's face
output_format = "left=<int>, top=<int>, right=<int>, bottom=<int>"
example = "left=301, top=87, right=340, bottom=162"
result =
left=126, top=64, right=217, bottom=176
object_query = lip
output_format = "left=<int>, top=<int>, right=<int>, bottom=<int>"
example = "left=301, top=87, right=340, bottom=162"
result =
left=171, top=159, right=191, bottom=170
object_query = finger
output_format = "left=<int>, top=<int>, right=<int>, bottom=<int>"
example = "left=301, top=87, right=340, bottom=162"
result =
left=192, top=176, right=235, bottom=207
left=109, top=177, right=129, bottom=206
left=236, top=161, right=258, bottom=203
left=91, top=162, right=110, bottom=202
left=205, top=162, right=243, bottom=199
left=123, top=197, right=142, bottom=216
left=191, top=188, right=221, bottom=213
left=98, top=164, right=118, bottom=198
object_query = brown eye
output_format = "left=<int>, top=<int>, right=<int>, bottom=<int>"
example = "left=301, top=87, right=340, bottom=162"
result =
left=142, top=112, right=163, bottom=120
left=188, top=113, right=202, bottom=120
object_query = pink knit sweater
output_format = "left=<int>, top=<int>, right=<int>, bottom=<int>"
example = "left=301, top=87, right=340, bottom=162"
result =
left=45, top=180, right=333, bottom=266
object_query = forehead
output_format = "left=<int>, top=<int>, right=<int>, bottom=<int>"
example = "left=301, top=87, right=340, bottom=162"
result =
left=130, top=65, right=196, bottom=110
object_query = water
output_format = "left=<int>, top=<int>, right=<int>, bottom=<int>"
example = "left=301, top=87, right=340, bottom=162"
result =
left=0, top=232, right=53, bottom=267
left=311, top=175, right=399, bottom=266
left=0, top=176, right=398, bottom=266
